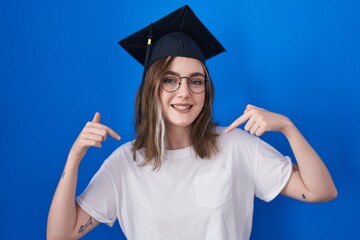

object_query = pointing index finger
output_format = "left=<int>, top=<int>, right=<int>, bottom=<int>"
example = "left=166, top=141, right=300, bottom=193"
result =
left=90, top=122, right=121, bottom=140
left=108, top=128, right=121, bottom=140
left=105, top=126, right=121, bottom=140
left=225, top=112, right=251, bottom=133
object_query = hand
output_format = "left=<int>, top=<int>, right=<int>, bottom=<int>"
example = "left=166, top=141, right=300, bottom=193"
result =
left=225, top=104, right=293, bottom=136
left=68, top=112, right=121, bottom=162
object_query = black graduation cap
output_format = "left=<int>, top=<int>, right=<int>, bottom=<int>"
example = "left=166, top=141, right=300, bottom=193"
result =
left=118, top=5, right=225, bottom=69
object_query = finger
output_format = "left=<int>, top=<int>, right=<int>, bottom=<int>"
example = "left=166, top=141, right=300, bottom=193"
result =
left=78, top=138, right=102, bottom=148
left=249, top=122, right=261, bottom=135
left=255, top=125, right=266, bottom=137
left=244, top=104, right=262, bottom=114
left=92, top=112, right=101, bottom=123
left=84, top=127, right=107, bottom=141
left=84, top=122, right=107, bottom=141
left=225, top=112, right=251, bottom=133
left=244, top=104, right=256, bottom=113
left=81, top=132, right=105, bottom=143
left=106, top=126, right=121, bottom=140
left=244, top=104, right=252, bottom=113
left=87, top=122, right=121, bottom=140
left=250, top=122, right=262, bottom=135
left=244, top=116, right=256, bottom=132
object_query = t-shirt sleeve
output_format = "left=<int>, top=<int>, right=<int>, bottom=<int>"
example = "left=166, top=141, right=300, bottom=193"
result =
left=76, top=162, right=118, bottom=227
left=254, top=138, right=292, bottom=202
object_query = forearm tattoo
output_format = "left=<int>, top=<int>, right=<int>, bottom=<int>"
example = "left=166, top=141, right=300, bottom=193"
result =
left=78, top=217, right=93, bottom=234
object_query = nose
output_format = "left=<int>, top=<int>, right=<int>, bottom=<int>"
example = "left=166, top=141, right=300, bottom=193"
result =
left=176, top=79, right=191, bottom=97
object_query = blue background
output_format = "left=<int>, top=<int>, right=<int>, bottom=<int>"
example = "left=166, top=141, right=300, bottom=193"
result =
left=1, top=0, right=359, bottom=239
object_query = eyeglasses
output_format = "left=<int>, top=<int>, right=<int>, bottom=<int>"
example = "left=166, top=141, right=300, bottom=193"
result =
left=161, top=71, right=207, bottom=94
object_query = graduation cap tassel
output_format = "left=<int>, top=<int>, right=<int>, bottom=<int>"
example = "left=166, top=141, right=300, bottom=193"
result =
left=136, top=24, right=153, bottom=129
left=143, top=24, right=153, bottom=72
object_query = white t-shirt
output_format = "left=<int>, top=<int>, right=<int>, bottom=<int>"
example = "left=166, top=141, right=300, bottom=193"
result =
left=77, top=127, right=292, bottom=240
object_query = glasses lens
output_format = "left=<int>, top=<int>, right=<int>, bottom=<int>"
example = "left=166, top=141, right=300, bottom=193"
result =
left=188, top=76, right=206, bottom=93
left=161, top=74, right=180, bottom=92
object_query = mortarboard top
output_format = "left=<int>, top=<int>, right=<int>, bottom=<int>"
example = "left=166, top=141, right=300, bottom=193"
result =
left=119, top=5, right=225, bottom=69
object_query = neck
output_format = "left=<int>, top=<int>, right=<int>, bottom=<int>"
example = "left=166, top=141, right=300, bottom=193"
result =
left=165, top=125, right=192, bottom=150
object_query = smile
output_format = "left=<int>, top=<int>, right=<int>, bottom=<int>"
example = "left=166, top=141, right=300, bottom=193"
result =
left=172, top=104, right=192, bottom=110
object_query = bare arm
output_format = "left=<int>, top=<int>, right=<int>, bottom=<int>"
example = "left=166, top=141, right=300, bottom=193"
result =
left=279, top=124, right=337, bottom=202
left=47, top=113, right=120, bottom=239
left=226, top=104, right=337, bottom=202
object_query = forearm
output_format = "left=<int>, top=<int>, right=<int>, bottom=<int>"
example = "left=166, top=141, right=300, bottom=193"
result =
left=47, top=156, right=81, bottom=239
left=283, top=123, right=337, bottom=201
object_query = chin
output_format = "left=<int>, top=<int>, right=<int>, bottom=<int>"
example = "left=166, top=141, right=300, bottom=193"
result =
left=171, top=121, right=194, bottom=128
left=167, top=118, right=196, bottom=128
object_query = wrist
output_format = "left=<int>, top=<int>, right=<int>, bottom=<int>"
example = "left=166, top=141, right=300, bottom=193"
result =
left=280, top=117, right=296, bottom=137
left=66, top=152, right=83, bottom=169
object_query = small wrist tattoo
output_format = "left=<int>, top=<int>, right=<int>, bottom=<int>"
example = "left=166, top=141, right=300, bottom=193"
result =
left=302, top=194, right=307, bottom=199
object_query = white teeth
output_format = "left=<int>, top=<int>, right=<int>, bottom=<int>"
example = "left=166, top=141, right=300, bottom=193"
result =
left=173, top=105, right=191, bottom=110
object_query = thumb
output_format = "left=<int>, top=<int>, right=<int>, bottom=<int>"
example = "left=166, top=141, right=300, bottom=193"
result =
left=92, top=112, right=101, bottom=123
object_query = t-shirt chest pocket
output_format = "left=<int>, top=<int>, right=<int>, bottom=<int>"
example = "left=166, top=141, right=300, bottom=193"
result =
left=193, top=169, right=232, bottom=208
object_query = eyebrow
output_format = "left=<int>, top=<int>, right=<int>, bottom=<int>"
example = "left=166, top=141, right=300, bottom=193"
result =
left=164, top=70, right=205, bottom=77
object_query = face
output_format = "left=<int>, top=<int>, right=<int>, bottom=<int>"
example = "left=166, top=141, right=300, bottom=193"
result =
left=159, top=57, right=206, bottom=131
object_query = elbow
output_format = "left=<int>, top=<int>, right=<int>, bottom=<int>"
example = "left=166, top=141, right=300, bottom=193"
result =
left=325, top=187, right=338, bottom=202
left=313, top=186, right=338, bottom=203
left=324, top=184, right=338, bottom=202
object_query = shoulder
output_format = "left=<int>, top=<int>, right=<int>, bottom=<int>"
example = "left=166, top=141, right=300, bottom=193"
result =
left=216, top=126, right=260, bottom=147
left=102, top=140, right=135, bottom=169
left=106, top=141, right=133, bottom=158
left=213, top=127, right=261, bottom=176
left=112, top=140, right=133, bottom=155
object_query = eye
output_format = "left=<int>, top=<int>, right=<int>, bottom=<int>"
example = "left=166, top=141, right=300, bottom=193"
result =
left=162, top=77, right=177, bottom=84
left=189, top=78, right=205, bottom=86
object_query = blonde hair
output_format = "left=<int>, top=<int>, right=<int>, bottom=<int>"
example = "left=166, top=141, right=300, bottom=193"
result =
left=132, top=57, right=218, bottom=170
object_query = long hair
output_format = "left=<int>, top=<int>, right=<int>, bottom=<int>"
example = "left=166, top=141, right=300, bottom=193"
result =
left=132, top=56, right=218, bottom=170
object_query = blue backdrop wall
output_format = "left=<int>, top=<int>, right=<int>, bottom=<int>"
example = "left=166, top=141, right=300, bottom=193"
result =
left=1, top=0, right=359, bottom=239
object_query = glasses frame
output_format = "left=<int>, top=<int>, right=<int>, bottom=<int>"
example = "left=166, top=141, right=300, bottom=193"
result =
left=161, top=71, right=207, bottom=94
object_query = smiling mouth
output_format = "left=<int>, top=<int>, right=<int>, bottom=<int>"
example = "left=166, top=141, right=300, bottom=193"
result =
left=172, top=104, right=192, bottom=110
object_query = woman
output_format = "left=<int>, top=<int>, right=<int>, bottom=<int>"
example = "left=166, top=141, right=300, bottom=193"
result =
left=47, top=5, right=337, bottom=240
